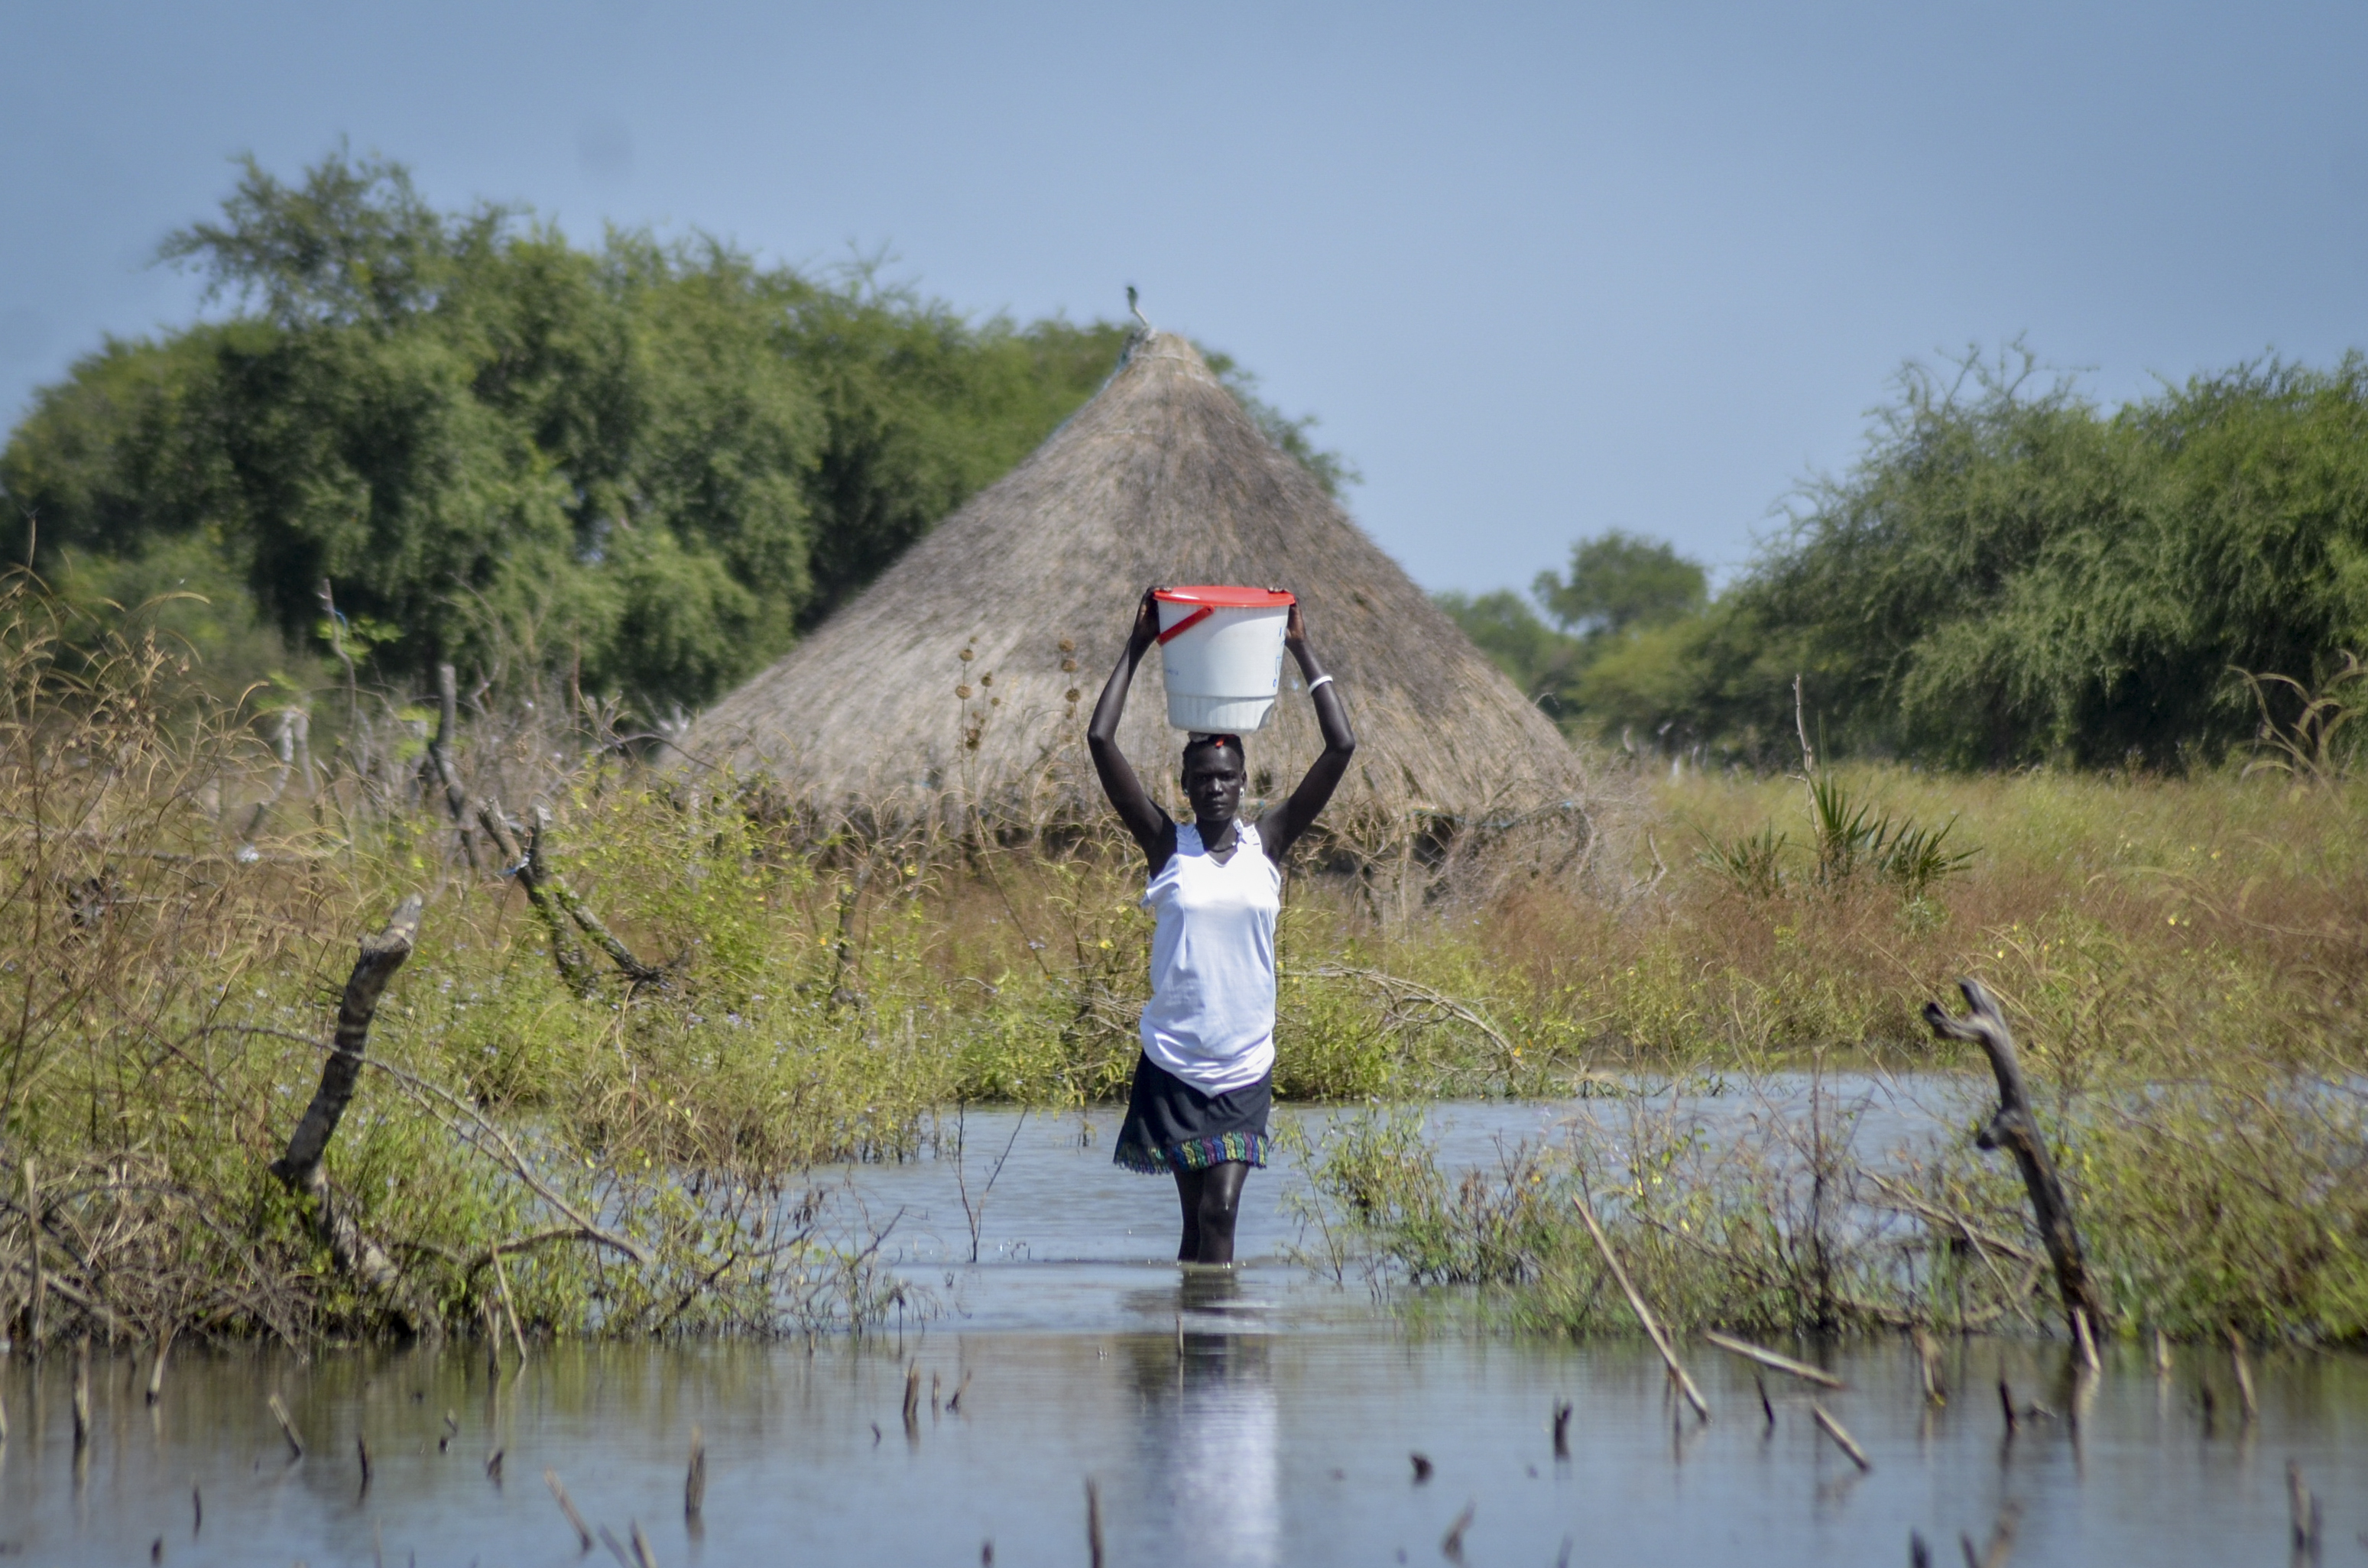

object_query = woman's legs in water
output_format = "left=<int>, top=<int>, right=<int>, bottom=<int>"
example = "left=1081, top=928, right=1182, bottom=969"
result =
left=1170, top=1161, right=1250, bottom=1264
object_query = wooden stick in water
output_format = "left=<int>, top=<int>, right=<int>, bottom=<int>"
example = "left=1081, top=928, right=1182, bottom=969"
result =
left=23, top=1158, right=42, bottom=1351
left=2289, top=1459, right=2321, bottom=1553
left=1754, top=1372, right=1775, bottom=1434
left=1085, top=1478, right=1106, bottom=1568
left=1812, top=1403, right=1872, bottom=1471
left=628, top=1520, right=658, bottom=1568
left=71, top=1336, right=91, bottom=1451
left=1441, top=1500, right=1476, bottom=1564
left=268, top=1391, right=304, bottom=1459
left=2071, top=1307, right=2100, bottom=1372
left=543, top=1467, right=595, bottom=1552
left=491, top=1246, right=529, bottom=1370
left=947, top=1369, right=972, bottom=1414
left=902, top=1362, right=922, bottom=1434
left=1702, top=1330, right=1845, bottom=1389
left=356, top=1433, right=372, bottom=1494
left=1572, top=1191, right=1709, bottom=1422
left=147, top=1324, right=174, bottom=1405
left=2225, top=1328, right=2257, bottom=1422
left=1913, top=1328, right=1948, bottom=1405
left=1550, top=1399, right=1572, bottom=1458
left=1961, top=1502, right=2021, bottom=1568
left=1996, top=1374, right=2017, bottom=1437
left=684, top=1424, right=706, bottom=1520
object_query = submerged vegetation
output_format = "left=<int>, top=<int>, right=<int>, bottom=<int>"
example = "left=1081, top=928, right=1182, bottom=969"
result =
left=5, top=545, right=2363, bottom=1349
left=1292, top=1050, right=2368, bottom=1344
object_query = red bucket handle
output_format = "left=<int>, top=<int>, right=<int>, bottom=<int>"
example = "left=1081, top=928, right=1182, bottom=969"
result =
left=1155, top=605, right=1214, bottom=645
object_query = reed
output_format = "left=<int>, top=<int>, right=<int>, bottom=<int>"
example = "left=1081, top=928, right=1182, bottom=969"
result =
left=6, top=553, right=2366, bottom=1351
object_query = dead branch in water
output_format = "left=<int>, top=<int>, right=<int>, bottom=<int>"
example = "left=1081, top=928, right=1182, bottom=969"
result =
left=1922, top=978, right=2107, bottom=1336
left=1810, top=1401, right=1870, bottom=1470
left=544, top=1468, right=595, bottom=1552
left=1701, top=1330, right=1845, bottom=1389
left=268, top=894, right=431, bottom=1333
left=1572, top=1187, right=1710, bottom=1421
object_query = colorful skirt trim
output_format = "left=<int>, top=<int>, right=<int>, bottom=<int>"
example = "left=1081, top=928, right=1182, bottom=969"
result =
left=1117, top=1129, right=1273, bottom=1174
left=1113, top=1052, right=1272, bottom=1174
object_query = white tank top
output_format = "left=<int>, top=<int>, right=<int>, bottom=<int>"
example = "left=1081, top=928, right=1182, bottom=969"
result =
left=1138, top=820, right=1280, bottom=1093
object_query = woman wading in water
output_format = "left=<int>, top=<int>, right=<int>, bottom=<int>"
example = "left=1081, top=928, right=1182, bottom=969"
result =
left=1088, top=586, right=1356, bottom=1264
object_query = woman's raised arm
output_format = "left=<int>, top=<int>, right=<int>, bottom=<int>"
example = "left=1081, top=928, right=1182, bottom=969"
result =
left=1262, top=601, right=1357, bottom=863
left=1087, top=586, right=1177, bottom=867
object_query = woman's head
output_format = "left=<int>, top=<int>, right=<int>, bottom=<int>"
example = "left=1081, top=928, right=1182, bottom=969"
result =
left=1179, top=733, right=1246, bottom=825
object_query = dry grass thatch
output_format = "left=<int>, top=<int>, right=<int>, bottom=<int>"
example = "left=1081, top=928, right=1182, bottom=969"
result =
left=684, top=330, right=1615, bottom=884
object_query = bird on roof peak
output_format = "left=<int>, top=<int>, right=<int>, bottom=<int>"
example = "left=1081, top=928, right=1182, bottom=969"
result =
left=1127, top=285, right=1152, bottom=329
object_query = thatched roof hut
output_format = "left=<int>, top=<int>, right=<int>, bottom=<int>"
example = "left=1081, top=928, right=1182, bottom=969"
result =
left=685, top=330, right=1602, bottom=863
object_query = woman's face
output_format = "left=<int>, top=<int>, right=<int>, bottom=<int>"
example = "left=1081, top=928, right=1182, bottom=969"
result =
left=1180, top=748, right=1245, bottom=826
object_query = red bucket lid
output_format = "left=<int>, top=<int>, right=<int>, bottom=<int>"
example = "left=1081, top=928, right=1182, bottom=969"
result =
left=1153, top=585, right=1296, bottom=607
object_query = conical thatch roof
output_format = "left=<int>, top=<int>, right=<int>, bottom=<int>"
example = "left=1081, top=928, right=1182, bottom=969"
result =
left=685, top=331, right=1596, bottom=847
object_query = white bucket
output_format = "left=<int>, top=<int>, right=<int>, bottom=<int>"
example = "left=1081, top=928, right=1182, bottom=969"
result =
left=1153, top=586, right=1295, bottom=732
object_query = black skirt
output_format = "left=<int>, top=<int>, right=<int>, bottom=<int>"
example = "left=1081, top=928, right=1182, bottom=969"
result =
left=1112, top=1052, right=1273, bottom=1174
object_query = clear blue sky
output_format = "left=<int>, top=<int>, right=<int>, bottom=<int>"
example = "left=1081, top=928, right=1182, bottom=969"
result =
left=5, top=2, right=2363, bottom=597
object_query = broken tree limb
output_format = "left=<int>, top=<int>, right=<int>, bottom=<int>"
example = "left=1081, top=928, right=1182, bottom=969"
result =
left=1922, top=977, right=2108, bottom=1337
left=1572, top=1188, right=1710, bottom=1421
left=1810, top=1401, right=1871, bottom=1471
left=477, top=799, right=597, bottom=995
left=475, top=799, right=660, bottom=993
left=1701, top=1330, right=1846, bottom=1389
left=427, top=663, right=479, bottom=871
left=532, top=805, right=663, bottom=987
left=269, top=896, right=429, bottom=1331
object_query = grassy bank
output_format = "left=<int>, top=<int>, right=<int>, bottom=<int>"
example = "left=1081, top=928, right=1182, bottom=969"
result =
left=1283, top=763, right=2368, bottom=1343
left=6, top=569, right=2363, bottom=1345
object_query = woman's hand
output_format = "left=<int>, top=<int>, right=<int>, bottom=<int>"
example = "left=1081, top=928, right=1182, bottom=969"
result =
left=1130, top=585, right=1163, bottom=653
left=1092, top=584, right=1178, bottom=870
left=1265, top=588, right=1354, bottom=864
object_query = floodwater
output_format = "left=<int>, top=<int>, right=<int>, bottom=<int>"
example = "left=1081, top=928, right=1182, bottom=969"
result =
left=3, top=1091, right=2360, bottom=1566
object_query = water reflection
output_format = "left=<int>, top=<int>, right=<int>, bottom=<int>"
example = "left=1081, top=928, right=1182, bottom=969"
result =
left=5, top=1097, right=2365, bottom=1565
left=1118, top=1269, right=1281, bottom=1567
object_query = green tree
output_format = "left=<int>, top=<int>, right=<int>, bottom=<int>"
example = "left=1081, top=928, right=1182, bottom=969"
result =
left=782, top=271, right=1133, bottom=624
left=1533, top=529, right=1708, bottom=640
left=5, top=151, right=1330, bottom=720
left=1432, top=588, right=1587, bottom=722
left=1532, top=344, right=2368, bottom=769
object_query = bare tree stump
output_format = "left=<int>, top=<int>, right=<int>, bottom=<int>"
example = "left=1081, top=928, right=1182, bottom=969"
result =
left=427, top=663, right=479, bottom=871
left=1923, top=978, right=2107, bottom=1336
left=270, top=896, right=431, bottom=1333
